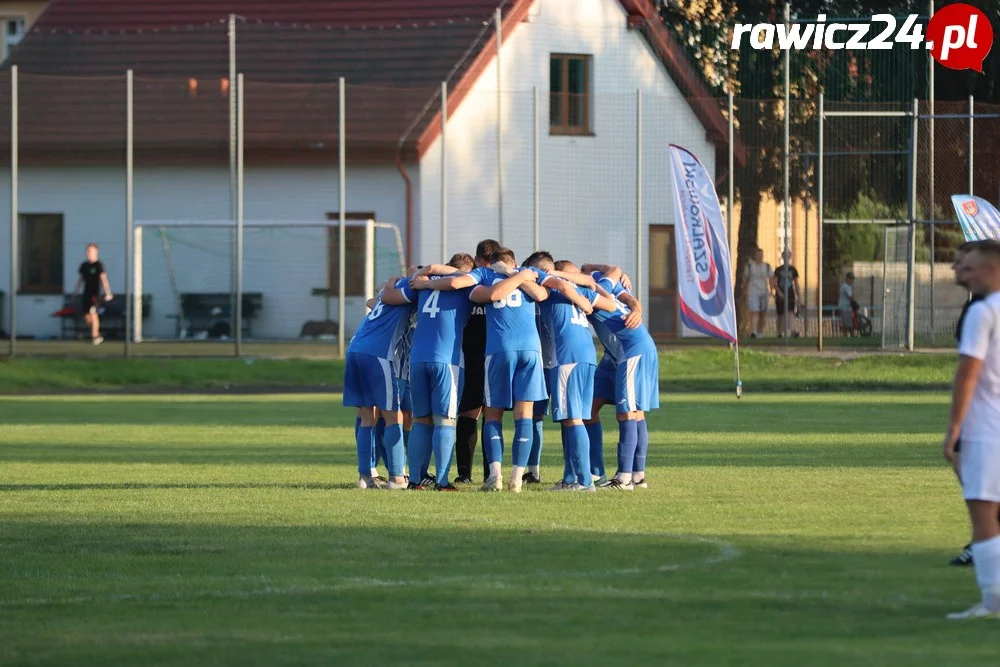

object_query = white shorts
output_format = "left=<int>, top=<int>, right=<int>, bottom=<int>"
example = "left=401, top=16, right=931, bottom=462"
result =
left=960, top=439, right=1000, bottom=503
left=748, top=292, right=770, bottom=313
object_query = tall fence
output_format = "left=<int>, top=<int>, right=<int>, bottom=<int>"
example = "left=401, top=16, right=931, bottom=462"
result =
left=0, top=13, right=998, bottom=357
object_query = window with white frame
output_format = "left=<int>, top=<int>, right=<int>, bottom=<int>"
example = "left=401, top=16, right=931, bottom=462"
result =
left=4, top=17, right=26, bottom=59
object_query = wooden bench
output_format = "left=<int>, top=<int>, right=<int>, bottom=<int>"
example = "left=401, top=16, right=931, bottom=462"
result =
left=173, top=293, right=263, bottom=339
left=58, top=294, right=152, bottom=340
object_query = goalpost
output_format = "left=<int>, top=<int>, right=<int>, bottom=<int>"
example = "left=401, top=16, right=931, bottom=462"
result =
left=132, top=219, right=406, bottom=343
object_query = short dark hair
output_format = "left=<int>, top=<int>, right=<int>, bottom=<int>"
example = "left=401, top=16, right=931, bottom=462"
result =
left=554, top=260, right=577, bottom=272
left=475, top=239, right=501, bottom=262
left=448, top=252, right=475, bottom=271
left=525, top=250, right=555, bottom=271
left=87, top=242, right=99, bottom=250
left=490, top=248, right=516, bottom=266
left=969, top=239, right=1000, bottom=262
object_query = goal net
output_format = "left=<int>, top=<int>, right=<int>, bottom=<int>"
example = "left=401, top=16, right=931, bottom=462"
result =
left=132, top=219, right=405, bottom=341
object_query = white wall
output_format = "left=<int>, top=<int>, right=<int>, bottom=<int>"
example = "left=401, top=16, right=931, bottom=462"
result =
left=0, top=163, right=413, bottom=339
left=417, top=0, right=717, bottom=336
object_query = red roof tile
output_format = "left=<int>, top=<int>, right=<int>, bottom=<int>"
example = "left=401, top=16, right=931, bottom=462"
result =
left=1, top=0, right=735, bottom=162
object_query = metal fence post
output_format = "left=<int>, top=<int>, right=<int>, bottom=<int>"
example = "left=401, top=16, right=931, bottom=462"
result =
left=533, top=85, right=540, bottom=252
left=235, top=72, right=245, bottom=357
left=636, top=88, right=643, bottom=313
left=817, top=92, right=824, bottom=351
left=8, top=65, right=16, bottom=357
left=441, top=81, right=447, bottom=260
left=969, top=95, right=974, bottom=195
left=495, top=7, right=504, bottom=245
left=782, top=1, right=791, bottom=343
left=338, top=76, right=347, bottom=358
left=228, top=14, right=237, bottom=346
left=125, top=70, right=134, bottom=359
left=906, top=98, right=918, bottom=351
left=727, top=89, right=734, bottom=248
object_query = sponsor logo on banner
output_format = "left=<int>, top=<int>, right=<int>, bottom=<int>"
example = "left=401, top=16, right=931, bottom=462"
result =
left=963, top=200, right=979, bottom=217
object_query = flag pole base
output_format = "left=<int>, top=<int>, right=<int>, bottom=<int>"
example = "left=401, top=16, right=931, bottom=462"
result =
left=735, top=380, right=742, bottom=400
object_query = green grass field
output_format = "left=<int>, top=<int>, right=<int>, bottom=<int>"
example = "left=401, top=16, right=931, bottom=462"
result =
left=1, top=389, right=996, bottom=666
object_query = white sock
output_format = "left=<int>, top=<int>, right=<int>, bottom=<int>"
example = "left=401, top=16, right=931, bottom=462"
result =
left=511, top=466, right=525, bottom=484
left=528, top=465, right=540, bottom=477
left=972, top=535, right=1000, bottom=611
left=617, top=472, right=633, bottom=485
left=370, top=468, right=379, bottom=478
left=489, top=461, right=501, bottom=478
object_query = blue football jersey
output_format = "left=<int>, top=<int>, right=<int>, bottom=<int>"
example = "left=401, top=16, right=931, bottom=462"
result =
left=469, top=267, right=552, bottom=356
left=537, top=287, right=599, bottom=368
left=347, top=278, right=416, bottom=360
left=410, top=276, right=474, bottom=366
left=588, top=273, right=655, bottom=360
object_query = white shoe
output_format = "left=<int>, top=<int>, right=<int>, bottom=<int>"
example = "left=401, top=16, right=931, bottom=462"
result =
left=549, top=481, right=576, bottom=491
left=92, top=336, right=104, bottom=346
left=507, top=470, right=523, bottom=493
left=357, top=476, right=387, bottom=490
left=481, top=474, right=503, bottom=492
left=946, top=603, right=1000, bottom=620
left=633, top=478, right=648, bottom=489
left=386, top=478, right=408, bottom=490
left=569, top=483, right=597, bottom=493
left=598, top=478, right=634, bottom=491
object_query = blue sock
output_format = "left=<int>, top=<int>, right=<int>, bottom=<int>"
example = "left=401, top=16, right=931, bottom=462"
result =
left=512, top=418, right=534, bottom=467
left=586, top=421, right=604, bottom=478
left=356, top=425, right=374, bottom=478
left=432, top=423, right=457, bottom=486
left=374, top=418, right=387, bottom=468
left=617, top=419, right=638, bottom=474
left=561, top=431, right=575, bottom=484
left=483, top=420, right=503, bottom=465
left=421, top=433, right=434, bottom=480
left=403, top=427, right=410, bottom=453
left=407, top=423, right=433, bottom=484
left=634, top=419, right=648, bottom=474
left=570, top=424, right=592, bottom=487
left=354, top=416, right=361, bottom=441
left=528, top=419, right=544, bottom=467
left=383, top=423, right=405, bottom=478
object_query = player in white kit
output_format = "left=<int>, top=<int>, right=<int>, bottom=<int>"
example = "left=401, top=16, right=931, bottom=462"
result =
left=943, top=240, right=1000, bottom=620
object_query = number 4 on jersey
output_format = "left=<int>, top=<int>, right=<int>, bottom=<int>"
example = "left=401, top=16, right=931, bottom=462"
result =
left=422, top=290, right=441, bottom=318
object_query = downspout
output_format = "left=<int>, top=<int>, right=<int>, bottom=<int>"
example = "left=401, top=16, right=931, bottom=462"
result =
left=395, top=147, right=413, bottom=265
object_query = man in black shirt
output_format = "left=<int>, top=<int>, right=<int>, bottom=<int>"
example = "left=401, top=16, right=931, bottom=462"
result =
left=774, top=250, right=801, bottom=338
left=71, top=243, right=113, bottom=345
left=454, top=238, right=501, bottom=484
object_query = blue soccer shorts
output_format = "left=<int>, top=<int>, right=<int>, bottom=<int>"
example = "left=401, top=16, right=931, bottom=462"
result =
left=549, top=362, right=596, bottom=422
left=593, top=354, right=617, bottom=404
left=396, top=376, right=413, bottom=413
left=484, top=350, right=547, bottom=409
left=343, top=352, right=398, bottom=411
left=615, top=347, right=660, bottom=414
left=409, top=361, right=464, bottom=419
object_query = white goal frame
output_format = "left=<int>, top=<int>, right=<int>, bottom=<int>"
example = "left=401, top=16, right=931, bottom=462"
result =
left=132, top=219, right=406, bottom=343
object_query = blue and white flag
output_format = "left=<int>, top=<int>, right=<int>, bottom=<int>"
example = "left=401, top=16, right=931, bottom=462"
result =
left=952, top=195, right=1000, bottom=241
left=668, top=144, right=737, bottom=343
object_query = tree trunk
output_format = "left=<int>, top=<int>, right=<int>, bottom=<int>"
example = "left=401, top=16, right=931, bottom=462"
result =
left=734, top=155, right=762, bottom=336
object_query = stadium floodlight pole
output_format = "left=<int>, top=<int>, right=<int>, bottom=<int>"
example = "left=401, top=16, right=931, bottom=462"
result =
left=817, top=92, right=824, bottom=352
left=782, top=2, right=791, bottom=345
left=495, top=6, right=503, bottom=244
left=636, top=88, right=643, bottom=313
left=235, top=72, right=245, bottom=358
left=533, top=85, right=540, bottom=251
left=928, top=0, right=935, bottom=341
left=338, top=76, right=347, bottom=358
left=727, top=87, right=734, bottom=247
left=125, top=69, right=134, bottom=359
left=441, top=80, right=447, bottom=260
left=228, top=14, right=237, bottom=350
left=8, top=65, right=16, bottom=357
left=906, top=98, right=918, bottom=352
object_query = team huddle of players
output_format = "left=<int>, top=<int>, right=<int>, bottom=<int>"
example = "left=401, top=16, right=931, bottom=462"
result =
left=343, top=238, right=659, bottom=493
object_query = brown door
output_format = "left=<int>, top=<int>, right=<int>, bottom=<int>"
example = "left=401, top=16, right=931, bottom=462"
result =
left=648, top=224, right=678, bottom=338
